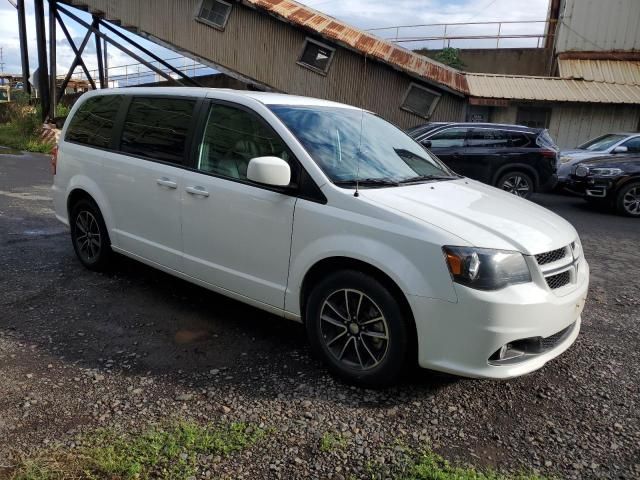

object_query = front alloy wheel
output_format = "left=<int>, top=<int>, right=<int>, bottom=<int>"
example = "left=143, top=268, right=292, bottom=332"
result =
left=305, top=270, right=412, bottom=387
left=617, top=182, right=640, bottom=217
left=320, top=289, right=390, bottom=371
left=498, top=171, right=534, bottom=198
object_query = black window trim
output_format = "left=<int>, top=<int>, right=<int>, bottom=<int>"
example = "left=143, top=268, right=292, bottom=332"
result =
left=401, top=82, right=442, bottom=120
left=187, top=98, right=327, bottom=204
left=297, top=37, right=336, bottom=76
left=195, top=0, right=232, bottom=31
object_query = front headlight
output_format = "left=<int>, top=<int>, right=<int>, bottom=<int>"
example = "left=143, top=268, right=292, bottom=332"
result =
left=443, top=246, right=531, bottom=291
left=575, top=164, right=589, bottom=177
left=588, top=167, right=623, bottom=176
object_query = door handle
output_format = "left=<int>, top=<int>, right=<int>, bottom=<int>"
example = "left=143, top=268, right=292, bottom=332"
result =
left=156, top=177, right=177, bottom=189
left=185, top=185, right=210, bottom=197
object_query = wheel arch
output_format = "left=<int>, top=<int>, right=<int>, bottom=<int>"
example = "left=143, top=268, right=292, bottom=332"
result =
left=64, top=176, right=116, bottom=237
left=299, top=257, right=418, bottom=351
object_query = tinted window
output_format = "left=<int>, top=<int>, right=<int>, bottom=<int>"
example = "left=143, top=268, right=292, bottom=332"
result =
left=577, top=133, right=626, bottom=151
left=198, top=104, right=293, bottom=181
left=467, top=129, right=509, bottom=148
left=621, top=137, right=640, bottom=153
left=510, top=132, right=532, bottom=148
left=120, top=97, right=196, bottom=164
left=427, top=128, right=468, bottom=148
left=65, top=95, right=122, bottom=148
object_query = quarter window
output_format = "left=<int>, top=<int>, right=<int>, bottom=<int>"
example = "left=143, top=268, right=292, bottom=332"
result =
left=621, top=137, right=640, bottom=153
left=198, top=104, right=293, bottom=182
left=401, top=83, right=441, bottom=119
left=298, top=39, right=335, bottom=74
left=427, top=128, right=468, bottom=148
left=120, top=97, right=196, bottom=164
left=510, top=132, right=532, bottom=148
left=467, top=129, right=510, bottom=148
left=65, top=95, right=123, bottom=148
left=197, top=0, right=232, bottom=29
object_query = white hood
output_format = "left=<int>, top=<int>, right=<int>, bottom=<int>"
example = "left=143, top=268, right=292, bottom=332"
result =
left=361, top=179, right=577, bottom=255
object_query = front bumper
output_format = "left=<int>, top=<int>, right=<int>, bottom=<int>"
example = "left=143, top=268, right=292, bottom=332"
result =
left=408, top=256, right=589, bottom=379
left=568, top=176, right=614, bottom=198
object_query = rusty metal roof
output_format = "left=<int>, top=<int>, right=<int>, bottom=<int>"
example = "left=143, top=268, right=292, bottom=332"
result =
left=558, top=59, right=640, bottom=85
left=466, top=73, right=640, bottom=104
left=242, top=0, right=470, bottom=95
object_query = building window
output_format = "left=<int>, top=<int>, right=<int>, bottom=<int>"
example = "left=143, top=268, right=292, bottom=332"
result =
left=401, top=83, right=441, bottom=119
left=298, top=39, right=335, bottom=74
left=516, top=107, right=551, bottom=129
left=197, top=0, right=232, bottom=29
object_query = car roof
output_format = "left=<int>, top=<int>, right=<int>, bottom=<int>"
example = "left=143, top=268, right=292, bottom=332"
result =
left=410, top=122, right=541, bottom=133
left=78, top=87, right=361, bottom=110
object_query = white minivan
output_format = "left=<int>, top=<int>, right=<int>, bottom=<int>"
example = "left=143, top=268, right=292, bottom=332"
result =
left=52, top=88, right=589, bottom=386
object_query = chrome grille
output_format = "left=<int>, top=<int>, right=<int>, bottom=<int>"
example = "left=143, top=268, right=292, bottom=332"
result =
left=545, top=270, right=571, bottom=290
left=535, top=247, right=567, bottom=265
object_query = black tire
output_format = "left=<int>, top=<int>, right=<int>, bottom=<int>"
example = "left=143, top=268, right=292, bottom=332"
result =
left=615, top=182, right=640, bottom=217
left=496, top=171, right=535, bottom=199
left=69, top=198, right=113, bottom=271
left=305, top=270, right=412, bottom=387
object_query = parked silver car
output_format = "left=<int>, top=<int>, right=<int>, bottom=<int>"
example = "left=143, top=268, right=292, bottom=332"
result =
left=558, top=132, right=640, bottom=185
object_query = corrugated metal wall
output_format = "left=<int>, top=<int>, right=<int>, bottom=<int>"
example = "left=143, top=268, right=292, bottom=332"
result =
left=68, top=0, right=465, bottom=128
left=549, top=103, right=640, bottom=148
left=556, top=0, right=640, bottom=52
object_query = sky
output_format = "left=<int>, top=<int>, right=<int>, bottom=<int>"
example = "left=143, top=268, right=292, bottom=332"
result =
left=0, top=0, right=550, bottom=85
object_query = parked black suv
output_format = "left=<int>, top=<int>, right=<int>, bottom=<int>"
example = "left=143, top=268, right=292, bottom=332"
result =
left=407, top=123, right=558, bottom=198
left=568, top=155, right=640, bottom=217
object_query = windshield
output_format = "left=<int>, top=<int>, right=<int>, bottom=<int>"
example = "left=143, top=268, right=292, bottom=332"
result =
left=578, top=134, right=626, bottom=152
left=269, top=105, right=455, bottom=186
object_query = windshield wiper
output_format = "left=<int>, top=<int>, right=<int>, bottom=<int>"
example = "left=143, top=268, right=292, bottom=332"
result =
left=398, top=174, right=458, bottom=184
left=334, top=178, right=400, bottom=188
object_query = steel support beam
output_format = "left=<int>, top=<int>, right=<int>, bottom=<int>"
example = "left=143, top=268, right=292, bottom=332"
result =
left=98, top=20, right=201, bottom=87
left=55, top=10, right=96, bottom=90
left=56, top=18, right=98, bottom=104
left=16, top=0, right=31, bottom=96
left=94, top=16, right=106, bottom=89
left=34, top=0, right=49, bottom=120
left=57, top=3, right=184, bottom=86
left=49, top=0, right=57, bottom=117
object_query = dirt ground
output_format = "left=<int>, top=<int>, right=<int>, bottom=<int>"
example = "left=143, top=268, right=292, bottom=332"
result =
left=0, top=150, right=638, bottom=479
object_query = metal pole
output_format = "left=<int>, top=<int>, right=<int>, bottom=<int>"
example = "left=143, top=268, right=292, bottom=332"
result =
left=49, top=0, right=57, bottom=117
left=34, top=0, right=49, bottom=121
left=103, top=38, right=109, bottom=87
left=17, top=0, right=31, bottom=96
left=443, top=24, right=447, bottom=49
left=94, top=16, right=106, bottom=88
left=497, top=22, right=501, bottom=48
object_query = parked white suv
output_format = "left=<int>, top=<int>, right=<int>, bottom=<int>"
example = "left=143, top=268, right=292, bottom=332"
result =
left=52, top=88, right=589, bottom=386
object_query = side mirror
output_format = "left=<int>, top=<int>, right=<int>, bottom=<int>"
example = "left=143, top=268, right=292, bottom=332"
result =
left=422, top=140, right=432, bottom=148
left=247, top=156, right=291, bottom=187
left=612, top=146, right=628, bottom=154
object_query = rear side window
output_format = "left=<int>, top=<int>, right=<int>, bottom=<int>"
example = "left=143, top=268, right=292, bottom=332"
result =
left=120, top=97, right=196, bottom=164
left=467, top=129, right=509, bottom=148
left=65, top=95, right=123, bottom=148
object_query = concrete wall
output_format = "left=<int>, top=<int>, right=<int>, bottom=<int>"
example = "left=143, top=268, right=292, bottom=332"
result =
left=417, top=48, right=552, bottom=76
left=67, top=0, right=466, bottom=129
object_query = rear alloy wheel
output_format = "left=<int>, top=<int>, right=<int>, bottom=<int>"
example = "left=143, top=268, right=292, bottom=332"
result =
left=305, top=270, right=411, bottom=387
left=497, top=171, right=534, bottom=199
left=616, top=182, right=640, bottom=217
left=70, top=198, right=113, bottom=271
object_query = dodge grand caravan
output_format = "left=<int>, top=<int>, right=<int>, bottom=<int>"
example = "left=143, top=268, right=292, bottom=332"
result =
left=52, top=88, right=589, bottom=386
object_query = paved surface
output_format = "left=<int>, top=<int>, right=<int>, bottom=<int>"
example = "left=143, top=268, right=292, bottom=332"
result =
left=0, top=150, right=638, bottom=479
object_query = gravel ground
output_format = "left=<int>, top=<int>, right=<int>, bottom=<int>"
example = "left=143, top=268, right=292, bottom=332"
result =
left=0, top=150, right=638, bottom=479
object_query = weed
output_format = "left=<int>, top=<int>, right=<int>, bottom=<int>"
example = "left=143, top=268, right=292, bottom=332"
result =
left=319, top=431, right=348, bottom=452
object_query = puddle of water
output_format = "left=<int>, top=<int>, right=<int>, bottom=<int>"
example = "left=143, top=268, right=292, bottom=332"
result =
left=0, top=146, right=24, bottom=156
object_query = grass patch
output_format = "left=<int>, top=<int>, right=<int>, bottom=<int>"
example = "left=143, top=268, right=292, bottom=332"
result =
left=319, top=431, right=348, bottom=452
left=0, top=122, right=52, bottom=154
left=398, top=451, right=547, bottom=480
left=11, top=421, right=266, bottom=480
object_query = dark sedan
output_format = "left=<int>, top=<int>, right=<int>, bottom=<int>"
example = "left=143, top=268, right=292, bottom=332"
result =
left=568, top=156, right=640, bottom=217
left=407, top=122, right=558, bottom=199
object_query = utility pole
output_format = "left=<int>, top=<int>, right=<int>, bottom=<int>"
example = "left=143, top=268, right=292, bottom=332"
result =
left=0, top=47, right=5, bottom=74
